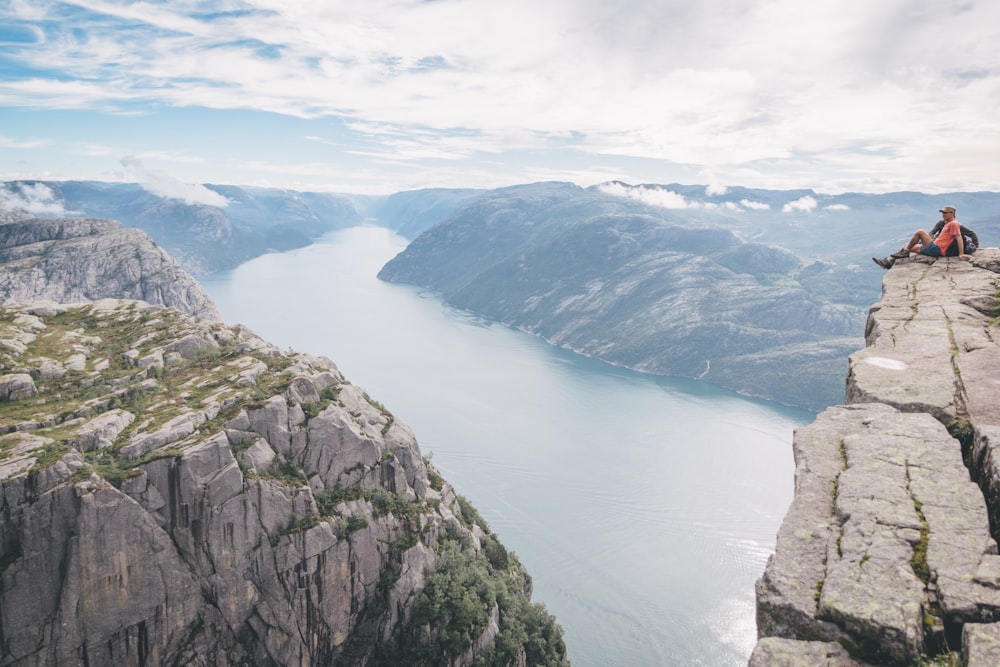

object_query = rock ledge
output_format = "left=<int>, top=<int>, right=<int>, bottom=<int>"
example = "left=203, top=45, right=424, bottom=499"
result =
left=754, top=249, right=1000, bottom=666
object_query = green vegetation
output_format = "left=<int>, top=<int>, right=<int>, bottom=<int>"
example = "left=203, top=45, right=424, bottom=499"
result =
left=314, top=484, right=429, bottom=528
left=911, top=653, right=960, bottom=667
left=426, top=466, right=444, bottom=491
left=363, top=392, right=395, bottom=434
left=911, top=498, right=931, bottom=583
left=0, top=303, right=333, bottom=484
left=3, top=304, right=561, bottom=665
left=343, top=514, right=369, bottom=534
left=372, top=522, right=567, bottom=666
left=27, top=442, right=71, bottom=473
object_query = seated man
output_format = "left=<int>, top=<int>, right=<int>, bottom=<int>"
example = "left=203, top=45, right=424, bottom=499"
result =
left=873, top=205, right=972, bottom=269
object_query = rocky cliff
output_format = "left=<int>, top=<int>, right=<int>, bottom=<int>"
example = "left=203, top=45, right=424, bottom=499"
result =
left=0, top=216, right=222, bottom=323
left=752, top=249, right=1000, bottom=665
left=2, top=181, right=364, bottom=276
left=0, top=298, right=566, bottom=666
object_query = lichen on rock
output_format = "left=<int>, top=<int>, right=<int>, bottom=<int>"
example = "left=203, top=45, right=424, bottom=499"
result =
left=755, top=249, right=1000, bottom=666
left=0, top=299, right=567, bottom=666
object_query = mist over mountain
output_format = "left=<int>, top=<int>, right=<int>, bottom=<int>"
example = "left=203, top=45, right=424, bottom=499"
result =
left=378, top=181, right=1000, bottom=410
left=361, top=187, right=486, bottom=239
left=0, top=216, right=222, bottom=322
left=4, top=177, right=999, bottom=411
left=1, top=181, right=364, bottom=275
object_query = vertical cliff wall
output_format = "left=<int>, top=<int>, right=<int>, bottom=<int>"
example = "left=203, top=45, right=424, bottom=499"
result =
left=0, top=300, right=566, bottom=666
left=0, top=217, right=223, bottom=323
left=752, top=249, right=1000, bottom=666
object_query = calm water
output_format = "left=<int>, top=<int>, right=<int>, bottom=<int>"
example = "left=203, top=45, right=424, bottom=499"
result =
left=199, top=226, right=812, bottom=667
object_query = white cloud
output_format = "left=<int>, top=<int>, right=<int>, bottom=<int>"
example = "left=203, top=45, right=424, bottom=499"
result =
left=0, top=182, right=68, bottom=216
left=782, top=196, right=818, bottom=213
left=705, top=183, right=728, bottom=196
left=120, top=155, right=229, bottom=207
left=1, top=1, right=1000, bottom=193
left=824, top=204, right=850, bottom=210
left=598, top=182, right=695, bottom=209
left=740, top=199, right=770, bottom=210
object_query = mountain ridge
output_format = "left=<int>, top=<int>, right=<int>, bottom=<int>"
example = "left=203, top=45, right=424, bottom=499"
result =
left=0, top=216, right=222, bottom=322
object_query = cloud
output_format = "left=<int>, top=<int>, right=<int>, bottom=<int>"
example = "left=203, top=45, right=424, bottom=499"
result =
left=120, top=155, right=229, bottom=207
left=824, top=203, right=850, bottom=210
left=1, top=1, right=1000, bottom=193
left=598, top=182, right=695, bottom=209
left=0, top=182, right=68, bottom=216
left=739, top=199, right=770, bottom=210
left=782, top=195, right=818, bottom=213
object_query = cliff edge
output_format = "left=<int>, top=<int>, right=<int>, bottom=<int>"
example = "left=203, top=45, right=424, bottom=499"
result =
left=0, top=299, right=566, bottom=666
left=753, top=249, right=1000, bottom=665
left=0, top=216, right=223, bottom=323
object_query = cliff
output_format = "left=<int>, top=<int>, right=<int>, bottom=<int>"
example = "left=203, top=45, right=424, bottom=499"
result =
left=752, top=249, right=1000, bottom=665
left=0, top=216, right=222, bottom=323
left=0, top=298, right=566, bottom=666
left=3, top=181, right=364, bottom=276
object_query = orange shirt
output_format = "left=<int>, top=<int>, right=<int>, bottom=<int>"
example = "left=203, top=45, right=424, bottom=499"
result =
left=934, top=219, right=961, bottom=254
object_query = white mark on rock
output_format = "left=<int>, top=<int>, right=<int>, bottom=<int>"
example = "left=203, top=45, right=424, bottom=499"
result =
left=863, top=357, right=908, bottom=371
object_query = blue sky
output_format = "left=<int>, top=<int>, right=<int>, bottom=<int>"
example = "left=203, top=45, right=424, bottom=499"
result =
left=2, top=0, right=1000, bottom=199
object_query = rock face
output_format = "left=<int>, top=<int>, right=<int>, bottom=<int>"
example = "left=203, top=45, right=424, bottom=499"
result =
left=0, top=217, right=223, bottom=322
left=2, top=180, right=364, bottom=276
left=754, top=249, right=1000, bottom=666
left=0, top=300, right=566, bottom=666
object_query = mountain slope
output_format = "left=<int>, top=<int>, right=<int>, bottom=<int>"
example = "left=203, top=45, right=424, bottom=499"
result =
left=0, top=216, right=222, bottom=322
left=0, top=298, right=566, bottom=666
left=2, top=181, right=364, bottom=275
left=379, top=182, right=865, bottom=410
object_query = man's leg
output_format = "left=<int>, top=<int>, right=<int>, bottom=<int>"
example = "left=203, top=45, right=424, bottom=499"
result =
left=875, top=229, right=934, bottom=269
left=904, top=229, right=933, bottom=253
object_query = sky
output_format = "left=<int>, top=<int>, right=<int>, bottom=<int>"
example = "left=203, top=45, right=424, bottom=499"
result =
left=1, top=0, right=1000, bottom=199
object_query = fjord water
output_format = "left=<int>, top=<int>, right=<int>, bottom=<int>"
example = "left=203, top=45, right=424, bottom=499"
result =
left=200, top=225, right=813, bottom=667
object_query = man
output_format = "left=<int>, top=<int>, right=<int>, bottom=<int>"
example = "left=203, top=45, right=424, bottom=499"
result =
left=873, top=206, right=972, bottom=269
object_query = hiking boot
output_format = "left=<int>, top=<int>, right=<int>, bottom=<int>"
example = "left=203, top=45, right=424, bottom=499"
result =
left=872, top=257, right=894, bottom=269
left=890, top=249, right=911, bottom=259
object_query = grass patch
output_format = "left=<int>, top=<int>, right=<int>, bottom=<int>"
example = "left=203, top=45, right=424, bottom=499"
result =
left=911, top=498, right=931, bottom=583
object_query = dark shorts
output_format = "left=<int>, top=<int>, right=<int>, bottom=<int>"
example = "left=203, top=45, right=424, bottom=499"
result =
left=920, top=243, right=942, bottom=258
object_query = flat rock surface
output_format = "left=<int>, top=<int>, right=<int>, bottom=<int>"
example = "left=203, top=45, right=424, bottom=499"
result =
left=756, top=249, right=1000, bottom=666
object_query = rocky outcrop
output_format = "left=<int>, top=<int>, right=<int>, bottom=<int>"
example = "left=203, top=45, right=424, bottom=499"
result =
left=753, top=249, right=1000, bottom=665
left=0, top=299, right=566, bottom=666
left=0, top=217, right=222, bottom=322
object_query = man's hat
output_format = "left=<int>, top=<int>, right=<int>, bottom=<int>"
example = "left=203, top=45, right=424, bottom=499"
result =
left=940, top=205, right=957, bottom=214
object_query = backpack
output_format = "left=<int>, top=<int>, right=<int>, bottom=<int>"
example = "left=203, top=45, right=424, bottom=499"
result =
left=946, top=231, right=978, bottom=256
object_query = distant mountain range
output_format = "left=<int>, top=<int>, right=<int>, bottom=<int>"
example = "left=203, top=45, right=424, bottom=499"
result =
left=1, top=181, right=364, bottom=275
left=4, top=178, right=999, bottom=410
left=378, top=181, right=1000, bottom=410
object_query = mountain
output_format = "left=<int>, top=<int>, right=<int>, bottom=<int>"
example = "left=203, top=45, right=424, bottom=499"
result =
left=377, top=182, right=865, bottom=410
left=362, top=187, right=486, bottom=239
left=0, top=215, right=222, bottom=322
left=377, top=181, right=1000, bottom=410
left=1, top=181, right=365, bottom=275
left=0, top=298, right=566, bottom=665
